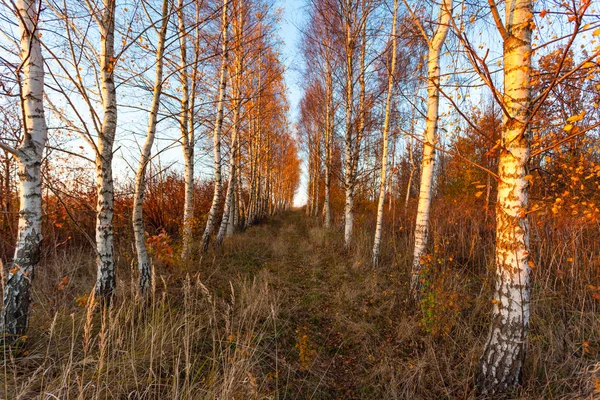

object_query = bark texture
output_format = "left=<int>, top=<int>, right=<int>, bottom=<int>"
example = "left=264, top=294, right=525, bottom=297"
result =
left=200, top=0, right=229, bottom=252
left=94, top=0, right=118, bottom=301
left=476, top=0, right=533, bottom=395
left=372, top=0, right=398, bottom=268
left=216, top=6, right=243, bottom=245
left=2, top=0, right=47, bottom=338
left=410, top=0, right=452, bottom=297
left=132, top=0, right=169, bottom=295
left=178, top=0, right=194, bottom=260
left=343, top=0, right=356, bottom=248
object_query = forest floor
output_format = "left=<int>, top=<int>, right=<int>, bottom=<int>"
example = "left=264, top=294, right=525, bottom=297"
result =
left=211, top=209, right=424, bottom=398
left=3, top=209, right=599, bottom=399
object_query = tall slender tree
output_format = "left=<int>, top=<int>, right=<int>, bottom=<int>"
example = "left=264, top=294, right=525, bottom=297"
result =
left=372, top=0, right=398, bottom=268
left=408, top=0, right=453, bottom=297
left=476, top=0, right=533, bottom=394
left=178, top=0, right=195, bottom=260
left=132, top=0, right=171, bottom=294
left=0, top=0, right=48, bottom=338
left=216, top=0, right=244, bottom=246
left=94, top=0, right=118, bottom=301
left=200, top=0, right=229, bottom=252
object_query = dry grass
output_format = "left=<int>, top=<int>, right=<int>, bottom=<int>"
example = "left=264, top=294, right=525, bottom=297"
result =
left=2, top=209, right=600, bottom=399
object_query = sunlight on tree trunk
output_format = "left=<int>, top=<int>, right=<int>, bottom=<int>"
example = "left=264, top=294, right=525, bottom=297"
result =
left=410, top=0, right=453, bottom=298
left=1, top=0, right=48, bottom=338
left=372, top=0, right=398, bottom=268
left=201, top=0, right=229, bottom=252
left=323, top=59, right=333, bottom=229
left=216, top=6, right=243, bottom=246
left=476, top=0, right=533, bottom=395
left=132, top=0, right=170, bottom=295
left=178, top=0, right=194, bottom=261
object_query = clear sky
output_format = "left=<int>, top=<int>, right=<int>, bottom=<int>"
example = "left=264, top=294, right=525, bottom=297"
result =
left=278, top=0, right=309, bottom=207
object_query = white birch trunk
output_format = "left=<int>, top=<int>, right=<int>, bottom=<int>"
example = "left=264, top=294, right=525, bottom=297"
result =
left=343, top=3, right=355, bottom=248
left=404, top=137, right=414, bottom=216
left=94, top=0, right=117, bottom=301
left=200, top=0, right=229, bottom=252
left=178, top=0, right=194, bottom=260
left=215, top=74, right=240, bottom=246
left=1, top=0, right=47, bottom=337
left=476, top=0, right=533, bottom=394
left=132, top=0, right=169, bottom=295
left=372, top=0, right=398, bottom=268
left=323, top=60, right=333, bottom=228
left=410, top=0, right=452, bottom=297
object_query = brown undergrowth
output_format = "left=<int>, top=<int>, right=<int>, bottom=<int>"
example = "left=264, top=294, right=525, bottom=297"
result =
left=2, top=209, right=599, bottom=399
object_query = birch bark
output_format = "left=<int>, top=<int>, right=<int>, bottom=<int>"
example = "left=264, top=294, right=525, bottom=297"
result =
left=410, top=0, right=452, bottom=297
left=476, top=0, right=533, bottom=394
left=216, top=19, right=242, bottom=246
left=323, top=59, right=333, bottom=228
left=94, top=0, right=118, bottom=301
left=343, top=0, right=355, bottom=248
left=372, top=0, right=398, bottom=268
left=200, top=0, right=229, bottom=252
left=132, top=0, right=170, bottom=294
left=1, top=0, right=48, bottom=337
left=178, top=0, right=194, bottom=260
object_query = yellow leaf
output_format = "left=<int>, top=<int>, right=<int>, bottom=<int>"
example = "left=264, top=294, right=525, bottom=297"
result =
left=582, top=62, right=595, bottom=68
left=524, top=174, right=534, bottom=188
left=567, top=111, right=586, bottom=123
left=475, top=191, right=484, bottom=198
left=594, top=28, right=600, bottom=37
left=564, top=124, right=573, bottom=132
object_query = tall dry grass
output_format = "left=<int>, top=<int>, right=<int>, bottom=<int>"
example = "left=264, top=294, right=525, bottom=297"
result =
left=2, top=208, right=599, bottom=399
left=2, top=257, right=283, bottom=399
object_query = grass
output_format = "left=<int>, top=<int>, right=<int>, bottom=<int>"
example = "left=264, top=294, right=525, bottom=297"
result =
left=2, top=208, right=600, bottom=399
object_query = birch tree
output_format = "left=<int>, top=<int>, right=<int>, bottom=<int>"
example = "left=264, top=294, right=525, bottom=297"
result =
left=177, top=0, right=194, bottom=260
left=216, top=0, right=244, bottom=246
left=132, top=0, right=171, bottom=295
left=476, top=0, right=533, bottom=394
left=41, top=0, right=119, bottom=301
left=0, top=0, right=48, bottom=338
left=94, top=0, right=118, bottom=300
left=408, top=0, right=452, bottom=297
left=342, top=0, right=358, bottom=247
left=372, top=0, right=398, bottom=268
left=200, top=0, right=229, bottom=252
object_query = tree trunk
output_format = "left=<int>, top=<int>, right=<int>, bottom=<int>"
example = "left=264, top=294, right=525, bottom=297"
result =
left=200, top=0, right=229, bottom=252
left=343, top=1, right=355, bottom=248
left=178, top=0, right=194, bottom=260
left=1, top=0, right=47, bottom=338
left=476, top=0, right=533, bottom=395
left=216, top=48, right=241, bottom=246
left=94, top=0, right=117, bottom=301
left=372, top=0, right=398, bottom=268
left=323, top=60, right=333, bottom=228
left=410, top=0, right=452, bottom=298
left=132, top=0, right=169, bottom=295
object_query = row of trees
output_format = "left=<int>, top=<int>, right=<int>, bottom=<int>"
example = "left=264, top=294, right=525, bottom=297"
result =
left=0, top=0, right=299, bottom=342
left=298, top=0, right=599, bottom=396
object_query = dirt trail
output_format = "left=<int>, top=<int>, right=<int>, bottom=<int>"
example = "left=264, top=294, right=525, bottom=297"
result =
left=222, top=210, right=403, bottom=399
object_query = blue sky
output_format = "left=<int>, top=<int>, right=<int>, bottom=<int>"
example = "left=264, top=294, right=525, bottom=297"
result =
left=278, top=0, right=309, bottom=206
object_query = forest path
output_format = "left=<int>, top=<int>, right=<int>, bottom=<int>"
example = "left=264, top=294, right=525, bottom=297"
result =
left=212, top=210, right=413, bottom=399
